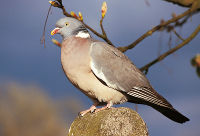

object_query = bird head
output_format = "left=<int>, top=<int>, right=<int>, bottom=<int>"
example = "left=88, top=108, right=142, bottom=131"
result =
left=51, top=17, right=90, bottom=40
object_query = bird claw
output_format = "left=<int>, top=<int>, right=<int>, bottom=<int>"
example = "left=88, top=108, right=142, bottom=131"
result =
left=90, top=108, right=96, bottom=113
left=78, top=102, right=112, bottom=116
left=78, top=110, right=90, bottom=117
left=94, top=104, right=112, bottom=113
left=78, top=112, right=84, bottom=117
left=78, top=105, right=97, bottom=117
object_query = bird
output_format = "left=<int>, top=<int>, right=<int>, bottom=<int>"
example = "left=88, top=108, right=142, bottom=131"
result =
left=51, top=17, right=189, bottom=123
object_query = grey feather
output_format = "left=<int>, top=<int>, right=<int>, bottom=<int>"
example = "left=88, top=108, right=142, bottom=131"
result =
left=55, top=17, right=89, bottom=40
left=90, top=42, right=173, bottom=108
left=90, top=42, right=150, bottom=92
left=89, top=41, right=189, bottom=123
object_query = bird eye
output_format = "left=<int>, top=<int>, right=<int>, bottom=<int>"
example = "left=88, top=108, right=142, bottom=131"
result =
left=65, top=22, right=69, bottom=26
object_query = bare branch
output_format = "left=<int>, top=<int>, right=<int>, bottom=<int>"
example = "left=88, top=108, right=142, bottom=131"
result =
left=117, top=8, right=195, bottom=52
left=140, top=24, right=200, bottom=72
left=172, top=29, right=185, bottom=41
left=100, top=19, right=106, bottom=38
left=41, top=5, right=52, bottom=48
left=163, top=0, right=194, bottom=7
left=82, top=22, right=105, bottom=39
left=100, top=19, right=113, bottom=45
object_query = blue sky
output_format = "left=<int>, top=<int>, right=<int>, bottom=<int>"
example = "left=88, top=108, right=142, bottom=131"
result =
left=0, top=0, right=200, bottom=135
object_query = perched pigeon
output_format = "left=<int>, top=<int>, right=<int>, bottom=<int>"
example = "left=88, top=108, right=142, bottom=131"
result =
left=51, top=17, right=189, bottom=123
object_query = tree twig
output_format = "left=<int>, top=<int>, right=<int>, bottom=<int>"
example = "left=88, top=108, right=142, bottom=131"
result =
left=117, top=8, right=194, bottom=52
left=172, top=29, right=185, bottom=41
left=41, top=5, right=52, bottom=48
left=140, top=24, right=200, bottom=72
left=100, top=18, right=113, bottom=45
left=163, top=0, right=194, bottom=7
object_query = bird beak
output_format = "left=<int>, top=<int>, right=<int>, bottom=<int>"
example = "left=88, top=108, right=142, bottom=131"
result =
left=51, top=27, right=60, bottom=35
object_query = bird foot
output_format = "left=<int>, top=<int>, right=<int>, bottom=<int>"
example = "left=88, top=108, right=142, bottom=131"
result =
left=79, top=102, right=113, bottom=116
left=79, top=105, right=97, bottom=117
left=94, top=103, right=113, bottom=113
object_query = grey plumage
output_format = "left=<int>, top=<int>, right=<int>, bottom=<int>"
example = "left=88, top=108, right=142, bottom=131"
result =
left=51, top=17, right=189, bottom=123
left=54, top=17, right=87, bottom=39
left=90, top=41, right=189, bottom=123
left=90, top=41, right=151, bottom=92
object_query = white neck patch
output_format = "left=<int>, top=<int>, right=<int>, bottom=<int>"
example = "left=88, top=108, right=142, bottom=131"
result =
left=75, top=31, right=90, bottom=38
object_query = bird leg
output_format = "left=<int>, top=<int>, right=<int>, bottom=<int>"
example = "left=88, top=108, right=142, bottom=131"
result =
left=94, top=102, right=113, bottom=113
left=79, top=103, right=97, bottom=117
left=79, top=102, right=113, bottom=116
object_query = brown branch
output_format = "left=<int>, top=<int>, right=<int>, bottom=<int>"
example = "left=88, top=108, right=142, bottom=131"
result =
left=163, top=0, right=200, bottom=10
left=163, top=0, right=194, bottom=7
left=117, top=8, right=195, bottom=52
left=100, top=19, right=107, bottom=38
left=100, top=18, right=113, bottom=45
left=172, top=29, right=185, bottom=41
left=83, top=22, right=105, bottom=40
left=140, top=24, right=200, bottom=72
left=40, top=5, right=52, bottom=48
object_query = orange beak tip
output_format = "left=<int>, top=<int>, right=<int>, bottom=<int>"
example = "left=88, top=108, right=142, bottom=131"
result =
left=51, top=28, right=60, bottom=35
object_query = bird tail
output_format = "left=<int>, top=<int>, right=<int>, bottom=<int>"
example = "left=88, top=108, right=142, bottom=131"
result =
left=144, top=91, right=190, bottom=123
left=126, top=87, right=189, bottom=123
left=148, top=89, right=189, bottom=123
left=150, top=104, right=189, bottom=123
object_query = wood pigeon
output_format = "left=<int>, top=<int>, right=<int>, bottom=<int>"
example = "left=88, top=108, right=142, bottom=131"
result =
left=51, top=17, right=189, bottom=123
